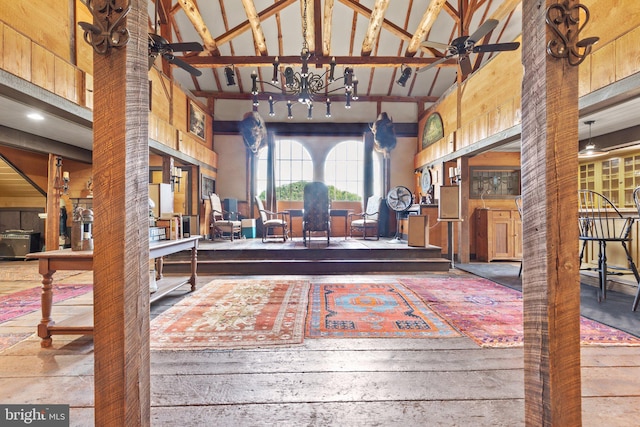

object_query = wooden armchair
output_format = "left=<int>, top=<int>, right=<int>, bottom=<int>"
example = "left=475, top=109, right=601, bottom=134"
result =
left=349, top=195, right=382, bottom=240
left=209, top=193, right=241, bottom=241
left=255, top=196, right=288, bottom=242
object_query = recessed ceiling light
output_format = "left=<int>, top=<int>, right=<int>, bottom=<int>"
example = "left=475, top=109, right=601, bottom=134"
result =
left=27, top=112, right=45, bottom=121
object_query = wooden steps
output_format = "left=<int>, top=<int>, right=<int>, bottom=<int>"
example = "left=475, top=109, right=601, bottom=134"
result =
left=161, top=238, right=451, bottom=275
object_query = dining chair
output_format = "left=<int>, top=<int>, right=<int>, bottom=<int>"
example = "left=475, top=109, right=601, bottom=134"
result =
left=578, top=189, right=640, bottom=306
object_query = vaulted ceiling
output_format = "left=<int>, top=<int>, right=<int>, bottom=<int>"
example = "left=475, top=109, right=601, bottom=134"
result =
left=154, top=0, right=523, bottom=122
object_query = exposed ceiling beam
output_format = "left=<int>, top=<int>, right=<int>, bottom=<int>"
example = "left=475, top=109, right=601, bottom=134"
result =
left=322, top=0, right=335, bottom=56
left=241, top=0, right=269, bottom=55
left=405, top=0, right=447, bottom=57
left=181, top=55, right=457, bottom=68
left=361, top=0, right=390, bottom=56
left=192, top=90, right=439, bottom=104
left=176, top=0, right=220, bottom=55
left=213, top=0, right=297, bottom=48
left=300, top=0, right=315, bottom=53
left=489, top=0, right=521, bottom=25
left=337, top=0, right=437, bottom=56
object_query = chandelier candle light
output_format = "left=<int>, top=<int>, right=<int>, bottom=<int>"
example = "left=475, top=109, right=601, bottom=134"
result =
left=250, top=0, right=357, bottom=119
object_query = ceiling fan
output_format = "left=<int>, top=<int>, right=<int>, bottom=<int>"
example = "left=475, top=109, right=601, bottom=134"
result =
left=418, top=19, right=520, bottom=78
left=148, top=34, right=203, bottom=76
left=148, top=0, right=203, bottom=76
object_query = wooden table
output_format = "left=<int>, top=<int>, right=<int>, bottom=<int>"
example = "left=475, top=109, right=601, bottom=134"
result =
left=286, top=209, right=353, bottom=240
left=26, top=236, right=200, bottom=347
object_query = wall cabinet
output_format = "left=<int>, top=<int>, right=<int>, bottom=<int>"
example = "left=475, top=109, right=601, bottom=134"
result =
left=475, top=208, right=522, bottom=261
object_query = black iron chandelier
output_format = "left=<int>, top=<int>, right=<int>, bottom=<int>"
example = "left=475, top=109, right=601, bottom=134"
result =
left=249, top=0, right=357, bottom=119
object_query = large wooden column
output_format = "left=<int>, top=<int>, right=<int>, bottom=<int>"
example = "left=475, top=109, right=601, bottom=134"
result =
left=91, top=0, right=150, bottom=425
left=521, top=1, right=582, bottom=425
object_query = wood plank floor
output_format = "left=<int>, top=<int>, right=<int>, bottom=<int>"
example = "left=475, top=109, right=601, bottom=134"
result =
left=1, top=262, right=639, bottom=426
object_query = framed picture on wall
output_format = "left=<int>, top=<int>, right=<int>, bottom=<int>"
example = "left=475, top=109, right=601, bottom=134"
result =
left=189, top=100, right=206, bottom=140
left=201, top=175, right=215, bottom=200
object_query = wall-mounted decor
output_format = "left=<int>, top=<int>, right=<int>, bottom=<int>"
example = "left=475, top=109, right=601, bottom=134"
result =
left=422, top=113, right=444, bottom=150
left=201, top=175, right=215, bottom=200
left=189, top=100, right=206, bottom=141
left=470, top=167, right=521, bottom=199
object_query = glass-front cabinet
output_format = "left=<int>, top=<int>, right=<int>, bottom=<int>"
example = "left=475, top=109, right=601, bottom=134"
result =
left=580, top=153, right=640, bottom=209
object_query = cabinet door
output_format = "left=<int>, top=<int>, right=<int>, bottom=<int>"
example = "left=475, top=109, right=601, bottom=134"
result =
left=513, top=216, right=522, bottom=259
left=490, top=215, right=512, bottom=260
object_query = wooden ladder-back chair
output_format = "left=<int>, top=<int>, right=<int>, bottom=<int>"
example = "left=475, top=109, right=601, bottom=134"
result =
left=209, top=193, right=241, bottom=241
left=578, top=189, right=640, bottom=306
left=302, top=182, right=330, bottom=247
left=349, top=195, right=382, bottom=240
left=255, top=196, right=288, bottom=242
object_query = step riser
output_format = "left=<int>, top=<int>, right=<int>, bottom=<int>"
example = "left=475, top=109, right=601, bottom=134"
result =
left=170, top=248, right=443, bottom=262
left=164, top=260, right=450, bottom=275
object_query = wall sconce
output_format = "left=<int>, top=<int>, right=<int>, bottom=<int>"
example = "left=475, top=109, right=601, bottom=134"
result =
left=53, top=156, right=70, bottom=195
left=396, top=65, right=412, bottom=87
left=545, top=1, right=599, bottom=66
left=449, top=167, right=461, bottom=185
left=171, top=166, right=182, bottom=192
left=224, top=66, right=236, bottom=86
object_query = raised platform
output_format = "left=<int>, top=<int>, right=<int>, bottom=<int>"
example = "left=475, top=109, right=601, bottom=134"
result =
left=162, top=236, right=451, bottom=275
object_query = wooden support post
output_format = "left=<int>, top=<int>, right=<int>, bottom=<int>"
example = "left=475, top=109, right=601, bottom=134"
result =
left=458, top=156, right=470, bottom=263
left=521, top=0, right=582, bottom=425
left=45, top=154, right=62, bottom=251
left=92, top=0, right=150, bottom=425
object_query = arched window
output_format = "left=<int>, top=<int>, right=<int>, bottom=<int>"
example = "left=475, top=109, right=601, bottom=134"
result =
left=324, top=140, right=382, bottom=201
left=257, top=139, right=313, bottom=201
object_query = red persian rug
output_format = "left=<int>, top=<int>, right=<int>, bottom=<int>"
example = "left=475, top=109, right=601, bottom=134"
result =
left=306, top=283, right=461, bottom=338
left=0, top=284, right=93, bottom=324
left=400, top=277, right=640, bottom=347
left=150, top=279, right=309, bottom=350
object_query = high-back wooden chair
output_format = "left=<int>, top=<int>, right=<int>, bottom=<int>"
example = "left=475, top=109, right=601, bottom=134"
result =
left=302, top=182, right=330, bottom=247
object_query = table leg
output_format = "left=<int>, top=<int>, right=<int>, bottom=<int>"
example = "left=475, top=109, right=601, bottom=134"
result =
left=37, top=268, right=55, bottom=348
left=189, top=246, right=197, bottom=291
left=156, top=257, right=164, bottom=280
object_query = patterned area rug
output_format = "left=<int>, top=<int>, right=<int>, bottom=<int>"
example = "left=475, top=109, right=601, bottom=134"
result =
left=150, top=279, right=309, bottom=350
left=0, top=262, right=85, bottom=283
left=0, top=284, right=93, bottom=324
left=0, top=333, right=33, bottom=352
left=306, top=283, right=461, bottom=338
left=400, top=277, right=640, bottom=347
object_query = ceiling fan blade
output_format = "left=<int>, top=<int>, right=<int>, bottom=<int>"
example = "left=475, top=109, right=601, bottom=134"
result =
left=420, top=40, right=450, bottom=50
left=164, top=54, right=202, bottom=76
left=467, top=19, right=499, bottom=44
left=458, top=54, right=472, bottom=77
left=415, top=56, right=450, bottom=73
left=472, top=42, right=521, bottom=53
left=167, top=42, right=203, bottom=52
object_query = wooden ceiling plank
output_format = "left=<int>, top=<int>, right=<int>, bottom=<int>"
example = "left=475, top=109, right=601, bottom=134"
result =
left=322, top=0, right=334, bottom=56
left=405, top=0, right=447, bottom=57
left=361, top=0, right=391, bottom=57
left=241, top=0, right=269, bottom=56
left=176, top=0, right=220, bottom=55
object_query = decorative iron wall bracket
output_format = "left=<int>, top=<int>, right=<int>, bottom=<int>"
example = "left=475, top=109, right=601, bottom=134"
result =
left=78, top=0, right=131, bottom=55
left=545, top=1, right=599, bottom=66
